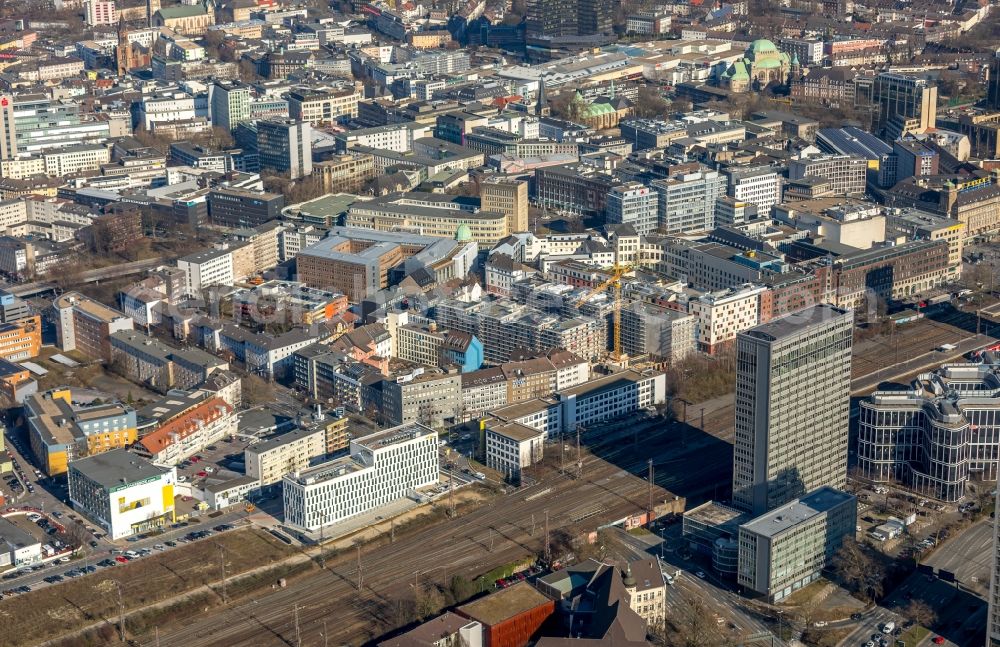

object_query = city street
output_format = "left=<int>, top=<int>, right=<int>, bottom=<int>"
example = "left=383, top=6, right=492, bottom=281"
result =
left=922, top=519, right=993, bottom=595
left=612, top=526, right=780, bottom=644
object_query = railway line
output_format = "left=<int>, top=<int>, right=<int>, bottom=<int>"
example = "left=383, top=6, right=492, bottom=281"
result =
left=137, top=307, right=1000, bottom=647
left=143, top=455, right=663, bottom=647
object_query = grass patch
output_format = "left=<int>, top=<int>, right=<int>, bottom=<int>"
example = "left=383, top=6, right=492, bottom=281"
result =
left=481, top=557, right=534, bottom=584
left=802, top=626, right=853, bottom=647
left=627, top=527, right=652, bottom=536
left=899, top=625, right=929, bottom=645
left=780, top=579, right=829, bottom=606
left=0, top=529, right=295, bottom=647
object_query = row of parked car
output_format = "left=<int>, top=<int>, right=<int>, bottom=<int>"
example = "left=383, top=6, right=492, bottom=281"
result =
left=0, top=585, right=31, bottom=599
left=495, top=564, right=544, bottom=589
left=4, top=432, right=39, bottom=494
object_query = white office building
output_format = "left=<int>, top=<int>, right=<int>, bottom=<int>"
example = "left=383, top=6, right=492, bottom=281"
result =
left=68, top=449, right=176, bottom=540
left=484, top=421, right=544, bottom=482
left=725, top=166, right=782, bottom=218
left=283, top=423, right=438, bottom=531
left=176, top=247, right=234, bottom=297
left=489, top=369, right=667, bottom=437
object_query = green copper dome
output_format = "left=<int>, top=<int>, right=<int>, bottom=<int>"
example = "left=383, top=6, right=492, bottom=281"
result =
left=749, top=39, right=778, bottom=54
left=455, top=223, right=472, bottom=242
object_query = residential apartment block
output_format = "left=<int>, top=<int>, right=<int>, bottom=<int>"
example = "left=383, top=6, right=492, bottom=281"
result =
left=109, top=330, right=228, bottom=393
left=245, top=426, right=327, bottom=487
left=135, top=393, right=236, bottom=466
left=54, top=291, right=134, bottom=362
left=435, top=298, right=605, bottom=364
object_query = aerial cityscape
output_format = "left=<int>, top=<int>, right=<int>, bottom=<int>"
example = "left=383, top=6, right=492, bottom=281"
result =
left=0, top=0, right=998, bottom=645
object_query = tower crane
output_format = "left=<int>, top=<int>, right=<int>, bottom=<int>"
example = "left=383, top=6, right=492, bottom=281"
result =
left=574, top=259, right=643, bottom=366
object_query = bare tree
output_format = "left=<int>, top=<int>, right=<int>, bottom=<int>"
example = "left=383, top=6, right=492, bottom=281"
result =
left=242, top=375, right=277, bottom=408
left=902, top=599, right=936, bottom=629
left=832, top=538, right=884, bottom=602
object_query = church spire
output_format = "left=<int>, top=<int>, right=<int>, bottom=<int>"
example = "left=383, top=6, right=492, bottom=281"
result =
left=535, top=75, right=550, bottom=117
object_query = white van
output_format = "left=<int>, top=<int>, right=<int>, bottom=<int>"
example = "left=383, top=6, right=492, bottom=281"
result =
left=882, top=621, right=895, bottom=634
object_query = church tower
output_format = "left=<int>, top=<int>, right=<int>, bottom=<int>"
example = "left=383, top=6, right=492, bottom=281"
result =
left=534, top=75, right=550, bottom=117
left=146, top=0, right=161, bottom=28
left=115, top=16, right=129, bottom=77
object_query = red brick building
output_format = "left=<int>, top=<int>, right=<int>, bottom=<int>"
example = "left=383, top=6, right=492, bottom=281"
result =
left=456, top=582, right=555, bottom=647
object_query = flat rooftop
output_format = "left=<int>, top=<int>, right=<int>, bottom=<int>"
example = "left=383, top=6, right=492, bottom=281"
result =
left=558, top=369, right=656, bottom=399
left=246, top=425, right=324, bottom=455
left=288, top=454, right=365, bottom=485
left=70, top=448, right=171, bottom=491
left=456, top=581, right=552, bottom=625
left=54, top=292, right=127, bottom=323
left=741, top=487, right=855, bottom=538
left=353, top=422, right=436, bottom=452
left=487, top=421, right=544, bottom=443
left=0, top=516, right=39, bottom=551
left=683, top=500, right=748, bottom=528
left=741, top=303, right=849, bottom=342
left=490, top=397, right=557, bottom=422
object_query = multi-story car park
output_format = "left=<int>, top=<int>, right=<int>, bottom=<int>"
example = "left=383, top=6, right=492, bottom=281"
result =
left=283, top=423, right=438, bottom=532
left=857, top=358, right=1000, bottom=502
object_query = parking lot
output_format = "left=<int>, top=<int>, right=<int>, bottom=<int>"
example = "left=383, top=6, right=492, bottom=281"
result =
left=1, top=519, right=245, bottom=600
left=847, top=479, right=961, bottom=554
left=173, top=436, right=247, bottom=491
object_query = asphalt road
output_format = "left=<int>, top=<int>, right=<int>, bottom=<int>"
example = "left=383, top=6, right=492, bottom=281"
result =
left=613, top=528, right=779, bottom=644
left=922, top=519, right=993, bottom=594
left=836, top=607, right=900, bottom=647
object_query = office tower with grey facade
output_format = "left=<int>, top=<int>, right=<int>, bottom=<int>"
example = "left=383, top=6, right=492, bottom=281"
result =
left=257, top=119, right=312, bottom=179
left=210, top=80, right=251, bottom=132
left=732, top=304, right=853, bottom=516
left=652, top=170, right=727, bottom=234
